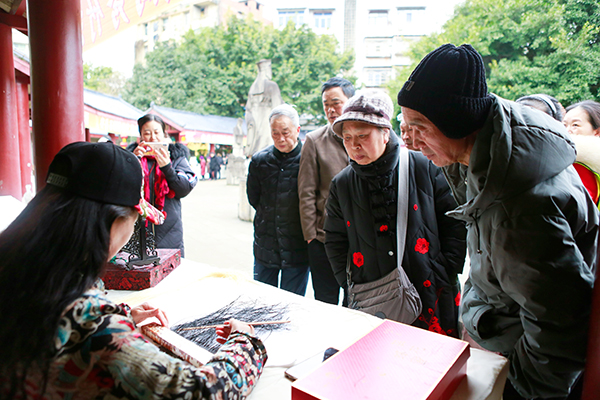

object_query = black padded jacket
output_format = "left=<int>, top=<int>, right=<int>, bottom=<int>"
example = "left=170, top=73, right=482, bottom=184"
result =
left=247, top=141, right=309, bottom=269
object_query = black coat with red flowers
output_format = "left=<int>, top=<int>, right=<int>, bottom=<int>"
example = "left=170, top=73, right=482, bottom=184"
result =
left=247, top=141, right=309, bottom=269
left=324, top=132, right=467, bottom=336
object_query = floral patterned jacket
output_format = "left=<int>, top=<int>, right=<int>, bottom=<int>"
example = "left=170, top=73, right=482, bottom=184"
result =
left=20, top=281, right=267, bottom=399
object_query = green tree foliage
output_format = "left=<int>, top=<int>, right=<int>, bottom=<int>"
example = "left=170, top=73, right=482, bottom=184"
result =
left=123, top=15, right=354, bottom=123
left=83, top=63, right=125, bottom=96
left=386, top=0, right=600, bottom=118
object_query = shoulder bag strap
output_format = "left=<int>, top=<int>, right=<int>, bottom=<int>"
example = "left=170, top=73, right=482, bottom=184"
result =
left=346, top=147, right=411, bottom=288
left=397, top=147, right=409, bottom=265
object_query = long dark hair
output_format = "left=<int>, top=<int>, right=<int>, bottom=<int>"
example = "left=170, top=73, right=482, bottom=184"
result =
left=0, top=185, right=137, bottom=396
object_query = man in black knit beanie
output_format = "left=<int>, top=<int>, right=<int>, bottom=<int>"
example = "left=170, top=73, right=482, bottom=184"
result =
left=398, top=43, right=597, bottom=400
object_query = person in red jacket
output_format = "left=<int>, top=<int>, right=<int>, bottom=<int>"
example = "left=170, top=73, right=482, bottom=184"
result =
left=563, top=100, right=600, bottom=207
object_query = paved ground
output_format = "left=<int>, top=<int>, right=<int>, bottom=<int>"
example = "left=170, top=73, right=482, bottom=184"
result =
left=181, top=176, right=319, bottom=298
left=182, top=177, right=254, bottom=277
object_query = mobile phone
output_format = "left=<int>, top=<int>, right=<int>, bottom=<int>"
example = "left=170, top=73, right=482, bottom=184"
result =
left=143, top=142, right=169, bottom=157
left=284, top=347, right=338, bottom=381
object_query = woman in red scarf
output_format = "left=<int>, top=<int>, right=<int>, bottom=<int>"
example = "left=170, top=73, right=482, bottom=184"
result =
left=131, top=114, right=198, bottom=256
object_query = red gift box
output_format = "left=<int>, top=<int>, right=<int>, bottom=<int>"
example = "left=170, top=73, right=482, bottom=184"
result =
left=102, top=248, right=181, bottom=290
left=291, top=319, right=470, bottom=400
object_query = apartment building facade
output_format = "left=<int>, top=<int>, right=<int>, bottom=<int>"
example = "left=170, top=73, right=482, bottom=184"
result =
left=272, top=0, right=440, bottom=89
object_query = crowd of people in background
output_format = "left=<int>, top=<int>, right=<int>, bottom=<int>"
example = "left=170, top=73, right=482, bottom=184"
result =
left=246, top=44, right=599, bottom=400
left=2, top=41, right=600, bottom=400
left=191, top=152, right=227, bottom=180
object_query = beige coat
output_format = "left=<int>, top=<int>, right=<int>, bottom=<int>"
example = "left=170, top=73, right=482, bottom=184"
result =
left=298, top=124, right=349, bottom=243
left=571, top=133, right=600, bottom=173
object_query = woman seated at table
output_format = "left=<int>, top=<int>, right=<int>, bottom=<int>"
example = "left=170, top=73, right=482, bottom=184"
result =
left=0, top=142, right=266, bottom=399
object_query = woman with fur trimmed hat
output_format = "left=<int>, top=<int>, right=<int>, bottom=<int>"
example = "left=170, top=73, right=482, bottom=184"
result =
left=324, top=90, right=467, bottom=337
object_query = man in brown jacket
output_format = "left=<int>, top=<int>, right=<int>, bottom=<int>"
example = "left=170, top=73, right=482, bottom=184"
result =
left=298, top=77, right=355, bottom=304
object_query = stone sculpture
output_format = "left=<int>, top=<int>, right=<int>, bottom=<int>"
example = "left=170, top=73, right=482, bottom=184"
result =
left=244, top=59, right=283, bottom=157
left=227, top=118, right=247, bottom=186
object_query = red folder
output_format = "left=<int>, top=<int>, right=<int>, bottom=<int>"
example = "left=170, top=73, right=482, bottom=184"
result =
left=291, top=320, right=470, bottom=400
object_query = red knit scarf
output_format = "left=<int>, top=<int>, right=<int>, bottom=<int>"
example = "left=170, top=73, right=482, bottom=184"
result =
left=140, top=157, right=174, bottom=211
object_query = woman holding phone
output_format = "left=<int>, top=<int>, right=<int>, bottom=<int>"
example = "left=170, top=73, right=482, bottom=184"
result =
left=131, top=114, right=198, bottom=256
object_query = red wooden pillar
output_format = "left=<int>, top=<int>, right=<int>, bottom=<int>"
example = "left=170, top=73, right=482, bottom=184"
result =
left=582, top=239, right=600, bottom=399
left=27, top=0, right=85, bottom=191
left=16, top=76, right=33, bottom=196
left=0, top=23, right=22, bottom=199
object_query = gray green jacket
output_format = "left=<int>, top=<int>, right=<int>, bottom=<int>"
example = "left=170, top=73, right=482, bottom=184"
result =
left=444, top=95, right=598, bottom=398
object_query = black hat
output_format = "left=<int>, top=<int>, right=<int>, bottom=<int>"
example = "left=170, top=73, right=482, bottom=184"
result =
left=46, top=142, right=165, bottom=224
left=397, top=43, right=493, bottom=139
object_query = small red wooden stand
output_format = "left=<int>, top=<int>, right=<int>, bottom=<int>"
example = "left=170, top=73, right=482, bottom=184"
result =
left=103, top=249, right=181, bottom=290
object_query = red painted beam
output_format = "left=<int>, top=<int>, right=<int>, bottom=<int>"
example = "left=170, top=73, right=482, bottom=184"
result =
left=0, top=13, right=27, bottom=34
left=0, top=24, right=22, bottom=198
left=28, top=0, right=85, bottom=191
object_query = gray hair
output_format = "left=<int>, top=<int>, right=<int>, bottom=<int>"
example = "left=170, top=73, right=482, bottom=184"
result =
left=269, top=104, right=300, bottom=128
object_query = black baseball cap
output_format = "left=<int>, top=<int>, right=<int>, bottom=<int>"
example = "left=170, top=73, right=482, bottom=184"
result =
left=46, top=142, right=165, bottom=224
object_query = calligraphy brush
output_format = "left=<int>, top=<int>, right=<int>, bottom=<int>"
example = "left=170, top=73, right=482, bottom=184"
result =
left=178, top=320, right=291, bottom=331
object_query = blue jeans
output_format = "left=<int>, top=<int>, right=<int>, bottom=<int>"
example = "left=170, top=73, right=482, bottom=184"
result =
left=253, top=260, right=309, bottom=296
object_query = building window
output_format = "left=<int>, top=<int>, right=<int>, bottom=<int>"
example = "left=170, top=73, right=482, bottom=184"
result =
left=162, top=18, right=168, bottom=31
left=144, top=23, right=148, bottom=35
left=153, top=21, right=159, bottom=32
left=366, top=68, right=391, bottom=87
left=365, top=37, right=392, bottom=58
left=314, top=12, right=332, bottom=29
left=368, top=10, right=388, bottom=26
left=278, top=10, right=305, bottom=28
left=397, top=7, right=425, bottom=25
